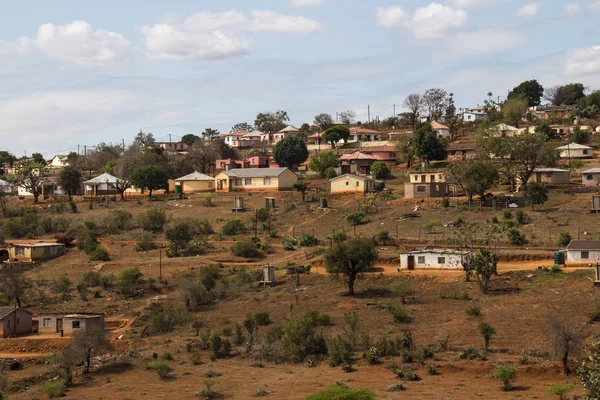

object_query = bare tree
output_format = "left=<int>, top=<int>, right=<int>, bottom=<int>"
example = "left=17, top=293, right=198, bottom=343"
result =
left=70, top=325, right=113, bottom=373
left=338, top=110, right=356, bottom=125
left=313, top=113, right=334, bottom=131
left=548, top=316, right=585, bottom=375
left=403, top=94, right=422, bottom=128
left=421, top=88, right=448, bottom=122
left=0, top=265, right=30, bottom=307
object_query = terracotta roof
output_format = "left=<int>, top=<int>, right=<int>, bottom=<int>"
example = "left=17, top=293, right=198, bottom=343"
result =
left=350, top=127, right=380, bottom=134
left=308, top=132, right=323, bottom=139
left=431, top=121, right=449, bottom=130
left=567, top=240, right=600, bottom=251
left=340, top=151, right=378, bottom=161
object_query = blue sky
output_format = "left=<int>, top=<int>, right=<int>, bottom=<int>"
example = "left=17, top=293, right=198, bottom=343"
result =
left=1, top=0, right=600, bottom=156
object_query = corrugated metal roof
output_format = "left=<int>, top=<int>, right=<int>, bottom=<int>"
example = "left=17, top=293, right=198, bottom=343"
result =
left=221, top=168, right=292, bottom=178
left=556, top=142, right=592, bottom=150
left=566, top=240, right=600, bottom=251
left=84, top=173, right=120, bottom=185
left=175, top=171, right=214, bottom=181
left=583, top=168, right=600, bottom=174
left=0, top=307, right=32, bottom=319
left=401, top=249, right=472, bottom=255
left=533, top=168, right=569, bottom=173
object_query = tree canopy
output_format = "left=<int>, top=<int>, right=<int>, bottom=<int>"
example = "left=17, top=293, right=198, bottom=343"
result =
left=58, top=166, right=82, bottom=201
left=421, top=88, right=448, bottom=121
left=508, top=79, right=544, bottom=106
left=313, top=113, right=333, bottom=131
left=503, top=97, right=529, bottom=127
left=524, top=182, right=548, bottom=211
left=254, top=110, right=289, bottom=133
left=413, top=123, right=447, bottom=162
left=181, top=134, right=201, bottom=146
left=308, top=151, right=340, bottom=178
left=131, top=165, right=170, bottom=198
left=12, top=161, right=48, bottom=203
left=403, top=94, right=421, bottom=128
left=202, top=128, right=220, bottom=140
left=323, top=125, right=350, bottom=148
left=545, top=83, right=586, bottom=106
left=273, top=136, right=309, bottom=168
left=324, top=237, right=378, bottom=295
left=231, top=122, right=254, bottom=132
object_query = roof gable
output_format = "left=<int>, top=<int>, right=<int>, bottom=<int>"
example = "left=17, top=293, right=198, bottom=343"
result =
left=175, top=171, right=214, bottom=181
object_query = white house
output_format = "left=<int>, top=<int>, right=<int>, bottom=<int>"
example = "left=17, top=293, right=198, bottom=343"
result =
left=48, top=155, right=69, bottom=168
left=582, top=168, right=600, bottom=186
left=566, top=240, right=600, bottom=264
left=530, top=168, right=571, bottom=185
left=488, top=123, right=520, bottom=137
left=431, top=121, right=450, bottom=138
left=556, top=143, right=594, bottom=159
left=399, top=249, right=472, bottom=270
left=272, top=126, right=298, bottom=144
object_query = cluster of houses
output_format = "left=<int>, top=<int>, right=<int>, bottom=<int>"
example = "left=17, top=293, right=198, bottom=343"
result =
left=0, top=307, right=104, bottom=338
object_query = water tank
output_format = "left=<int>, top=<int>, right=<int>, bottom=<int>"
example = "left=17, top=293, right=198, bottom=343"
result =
left=175, top=184, right=182, bottom=194
left=554, top=251, right=565, bottom=265
left=320, top=198, right=328, bottom=208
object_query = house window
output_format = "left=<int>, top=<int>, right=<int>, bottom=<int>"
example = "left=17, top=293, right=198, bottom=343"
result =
left=417, top=256, right=425, bottom=264
left=264, top=178, right=271, bottom=185
left=72, top=321, right=80, bottom=329
left=587, top=175, right=593, bottom=180
left=245, top=178, right=252, bottom=185
left=438, top=257, right=446, bottom=264
left=416, top=186, right=426, bottom=192
left=236, top=178, right=242, bottom=186
left=545, top=173, right=553, bottom=178
left=389, top=153, right=394, bottom=157
left=208, top=182, right=213, bottom=188
left=16, top=247, right=24, bottom=256
left=346, top=182, right=349, bottom=186
left=582, top=251, right=590, bottom=259
left=43, top=318, right=51, bottom=327
left=220, top=162, right=225, bottom=168
left=584, top=150, right=589, bottom=155
left=356, top=182, right=360, bottom=187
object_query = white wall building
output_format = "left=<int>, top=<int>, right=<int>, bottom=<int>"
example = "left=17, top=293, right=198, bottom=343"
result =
left=556, top=143, right=594, bottom=159
left=431, top=121, right=450, bottom=138
left=566, top=240, right=600, bottom=264
left=399, top=249, right=472, bottom=270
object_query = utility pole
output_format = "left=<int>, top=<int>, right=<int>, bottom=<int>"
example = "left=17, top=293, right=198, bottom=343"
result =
left=255, top=208, right=258, bottom=239
left=84, top=145, right=87, bottom=156
left=122, top=138, right=125, bottom=153
left=367, top=105, right=371, bottom=123
left=77, top=145, right=80, bottom=156
left=169, top=134, right=172, bottom=144
left=393, top=104, right=396, bottom=118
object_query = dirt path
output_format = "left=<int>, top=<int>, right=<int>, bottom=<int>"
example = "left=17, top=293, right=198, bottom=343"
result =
left=0, top=352, right=47, bottom=359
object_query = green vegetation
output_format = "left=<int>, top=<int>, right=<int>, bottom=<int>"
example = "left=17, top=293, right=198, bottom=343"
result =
left=42, top=378, right=67, bottom=398
left=324, top=237, right=377, bottom=295
left=494, top=365, right=516, bottom=391
left=222, top=219, right=246, bottom=235
left=370, top=161, right=391, bottom=179
left=231, top=238, right=262, bottom=258
left=147, top=360, right=172, bottom=379
left=305, top=386, right=374, bottom=400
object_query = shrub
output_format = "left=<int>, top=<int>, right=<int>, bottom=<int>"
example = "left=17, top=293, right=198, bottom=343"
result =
left=459, top=347, right=485, bottom=360
left=136, top=233, right=155, bottom=251
left=137, top=209, right=166, bottom=232
left=376, top=230, right=391, bottom=245
left=441, top=197, right=450, bottom=208
left=548, top=384, right=573, bottom=399
left=298, top=234, right=319, bottom=247
left=88, top=246, right=110, bottom=262
left=305, top=386, right=374, bottom=400
left=79, top=271, right=102, bottom=287
left=253, top=312, right=271, bottom=326
left=117, top=268, right=144, bottom=296
left=390, top=280, right=414, bottom=301
left=203, top=194, right=215, bottom=207
left=255, top=208, right=270, bottom=223
left=558, top=231, right=572, bottom=247
left=494, top=365, right=516, bottom=391
left=282, top=235, right=297, bottom=251
left=305, top=311, right=330, bottom=327
left=503, top=210, right=513, bottom=220
left=281, top=315, right=328, bottom=362
left=317, top=313, right=331, bottom=326
left=147, top=360, right=171, bottom=379
left=231, top=239, right=261, bottom=258
left=371, top=161, right=391, bottom=179
left=507, top=228, right=527, bottom=246
left=345, top=211, right=366, bottom=226
left=328, top=337, right=352, bottom=367
left=324, top=167, right=337, bottom=180
left=389, top=306, right=411, bottom=324
left=53, top=276, right=71, bottom=296
left=332, top=230, right=347, bottom=243
left=515, top=210, right=530, bottom=225
left=478, top=321, right=496, bottom=351
left=427, top=365, right=439, bottom=375
left=42, top=378, right=67, bottom=398
left=387, top=384, right=406, bottom=392
left=466, top=306, right=482, bottom=317
left=103, top=210, right=133, bottom=233
left=69, top=201, right=77, bottom=213
left=424, top=220, right=440, bottom=233
left=222, top=219, right=246, bottom=235
left=181, top=280, right=213, bottom=311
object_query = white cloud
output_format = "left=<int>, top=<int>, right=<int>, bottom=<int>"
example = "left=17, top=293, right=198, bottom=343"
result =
left=142, top=10, right=322, bottom=61
left=590, top=0, right=600, bottom=9
left=446, top=0, right=490, bottom=8
left=516, top=2, right=542, bottom=17
left=564, top=3, right=583, bottom=15
left=375, top=6, right=408, bottom=28
left=445, top=30, right=527, bottom=58
left=251, top=10, right=324, bottom=34
left=566, top=45, right=600, bottom=76
left=290, top=0, right=325, bottom=6
left=377, top=3, right=468, bottom=39
left=0, top=21, right=130, bottom=66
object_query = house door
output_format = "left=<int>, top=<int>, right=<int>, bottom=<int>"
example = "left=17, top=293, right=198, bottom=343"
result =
left=341, top=165, right=351, bottom=174
left=536, top=173, right=542, bottom=182
left=217, top=180, right=223, bottom=190
left=407, top=256, right=415, bottom=271
left=56, top=318, right=63, bottom=333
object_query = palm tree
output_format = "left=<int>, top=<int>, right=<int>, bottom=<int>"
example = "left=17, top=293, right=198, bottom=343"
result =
left=487, top=92, right=493, bottom=103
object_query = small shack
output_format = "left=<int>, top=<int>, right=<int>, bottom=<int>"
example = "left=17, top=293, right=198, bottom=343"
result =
left=330, top=174, right=376, bottom=194
left=565, top=240, right=600, bottom=265
left=0, top=307, right=33, bottom=338
left=84, top=173, right=120, bottom=196
left=8, top=243, right=65, bottom=262
left=582, top=168, right=600, bottom=187
left=556, top=142, right=594, bottom=159
left=530, top=168, right=571, bottom=185
left=39, top=313, right=104, bottom=336
left=399, top=249, right=472, bottom=271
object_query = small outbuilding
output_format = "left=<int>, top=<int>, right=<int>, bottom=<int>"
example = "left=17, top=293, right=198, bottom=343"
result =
left=174, top=171, right=215, bottom=193
left=399, top=249, right=472, bottom=270
left=556, top=143, right=594, bottom=159
left=39, top=313, right=104, bottom=336
left=84, top=173, right=121, bottom=196
left=531, top=168, right=571, bottom=185
left=330, top=174, right=376, bottom=194
left=215, top=168, right=297, bottom=192
left=431, top=121, right=450, bottom=138
left=0, top=307, right=33, bottom=338
left=566, top=240, right=600, bottom=264
left=582, top=168, right=600, bottom=186
left=8, top=242, right=65, bottom=262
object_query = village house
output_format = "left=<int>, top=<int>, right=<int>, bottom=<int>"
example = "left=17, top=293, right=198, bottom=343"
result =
left=565, top=240, right=600, bottom=264
left=18, top=180, right=59, bottom=198
left=0, top=178, right=13, bottom=193
left=462, top=106, right=488, bottom=122
left=84, top=173, right=120, bottom=196
left=215, top=168, right=297, bottom=192
left=0, top=307, right=33, bottom=338
left=556, top=142, right=594, bottom=159
left=399, top=249, right=472, bottom=271
left=447, top=143, right=477, bottom=160
left=221, top=131, right=264, bottom=149
left=156, top=142, right=189, bottom=153
left=174, top=171, right=215, bottom=193
left=582, top=168, right=600, bottom=186
left=339, top=151, right=378, bottom=175
left=530, top=168, right=571, bottom=185
left=404, top=172, right=449, bottom=199
left=329, top=174, right=376, bottom=194
left=4, top=242, right=66, bottom=262
left=488, top=123, right=520, bottom=137
left=349, top=127, right=381, bottom=142
left=247, top=156, right=272, bottom=168
left=216, top=159, right=248, bottom=172
left=38, top=313, right=104, bottom=336
left=48, top=155, right=70, bottom=168
left=362, top=145, right=397, bottom=166
left=272, top=125, right=299, bottom=144
left=431, top=121, right=450, bottom=138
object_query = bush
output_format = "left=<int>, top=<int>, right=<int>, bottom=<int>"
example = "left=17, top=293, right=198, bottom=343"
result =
left=427, top=365, right=439, bottom=375
left=305, top=311, right=330, bottom=326
left=508, top=228, right=528, bottom=246
left=345, top=211, right=366, bottom=226
left=466, top=306, right=482, bottom=316
left=441, top=197, right=450, bottom=208
left=103, top=210, right=133, bottom=233
left=147, top=360, right=172, bottom=379
left=79, top=271, right=102, bottom=287
left=503, top=210, right=513, bottom=220
left=255, top=208, right=270, bottom=223
left=391, top=280, right=414, bottom=300
left=494, top=365, right=516, bottom=391
left=558, top=231, right=572, bottom=247
left=137, top=208, right=166, bottom=232
left=305, top=386, right=374, bottom=400
left=324, top=167, right=337, bottom=180
left=371, top=161, right=391, bottom=179
left=42, top=378, right=67, bottom=398
left=181, top=280, right=213, bottom=311
left=389, top=306, right=411, bottom=324
left=424, top=220, right=440, bottom=233
left=231, top=239, right=262, bottom=258
left=203, top=194, right=215, bottom=207
left=548, top=384, right=573, bottom=399
left=332, top=230, right=347, bottom=243
left=328, top=337, right=352, bottom=367
left=136, top=233, right=155, bottom=251
left=298, top=234, right=319, bottom=247
left=376, top=230, right=391, bottom=245
left=515, top=210, right=530, bottom=225
left=253, top=312, right=271, bottom=326
left=117, top=268, right=144, bottom=296
left=88, top=246, right=110, bottom=262
left=459, top=347, right=485, bottom=360
left=281, top=315, right=327, bottom=362
left=282, top=235, right=297, bottom=251
left=222, top=219, right=246, bottom=235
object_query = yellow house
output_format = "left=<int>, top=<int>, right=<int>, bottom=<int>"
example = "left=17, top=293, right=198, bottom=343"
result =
left=330, top=174, right=376, bottom=194
left=215, top=168, right=297, bottom=192
left=4, top=243, right=65, bottom=262
left=174, top=171, right=215, bottom=193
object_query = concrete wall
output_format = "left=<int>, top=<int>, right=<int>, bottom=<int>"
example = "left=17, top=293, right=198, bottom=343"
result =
left=63, top=316, right=104, bottom=336
left=330, top=176, right=374, bottom=194
left=0, top=309, right=32, bottom=338
left=582, top=173, right=600, bottom=187
left=404, top=183, right=449, bottom=199
left=9, top=245, right=65, bottom=262
left=532, top=172, right=571, bottom=184
left=216, top=170, right=297, bottom=192
left=567, top=249, right=600, bottom=263
left=559, top=148, right=593, bottom=158
left=177, top=180, right=215, bottom=193
left=399, top=252, right=468, bottom=270
left=39, top=315, right=104, bottom=336
left=409, top=173, right=445, bottom=184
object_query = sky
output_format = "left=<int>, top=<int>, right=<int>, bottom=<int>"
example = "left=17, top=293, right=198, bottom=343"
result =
left=1, top=0, right=600, bottom=156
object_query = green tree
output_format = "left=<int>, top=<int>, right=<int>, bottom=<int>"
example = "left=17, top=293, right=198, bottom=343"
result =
left=508, top=79, right=544, bottom=106
left=509, top=133, right=558, bottom=186
left=503, top=97, right=529, bottom=127
left=0, top=151, right=16, bottom=175
left=558, top=231, right=572, bottom=247
left=313, top=113, right=333, bottom=131
left=181, top=134, right=201, bottom=146
left=293, top=181, right=308, bottom=201
left=324, top=237, right=377, bottom=295
left=131, top=165, right=170, bottom=198
left=445, top=92, right=456, bottom=120
left=577, top=342, right=600, bottom=399
left=524, top=182, right=548, bottom=211
left=273, top=136, right=309, bottom=168
left=165, top=223, right=194, bottom=255
left=370, top=161, right=391, bottom=179
left=548, top=384, right=573, bottom=400
left=12, top=161, right=48, bottom=203
left=479, top=321, right=496, bottom=351
left=467, top=249, right=497, bottom=294
left=297, top=123, right=313, bottom=142
left=570, top=126, right=590, bottom=144
left=31, top=152, right=45, bottom=164
left=255, top=110, right=289, bottom=133
left=494, top=366, right=516, bottom=391
left=202, top=128, right=220, bottom=140
left=464, top=163, right=498, bottom=200
left=309, top=151, right=339, bottom=178
left=58, top=166, right=82, bottom=201
left=546, top=83, right=586, bottom=106
left=413, top=123, right=447, bottom=161
left=231, top=122, right=254, bottom=132
left=421, top=88, right=448, bottom=121
left=323, top=125, right=350, bottom=148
